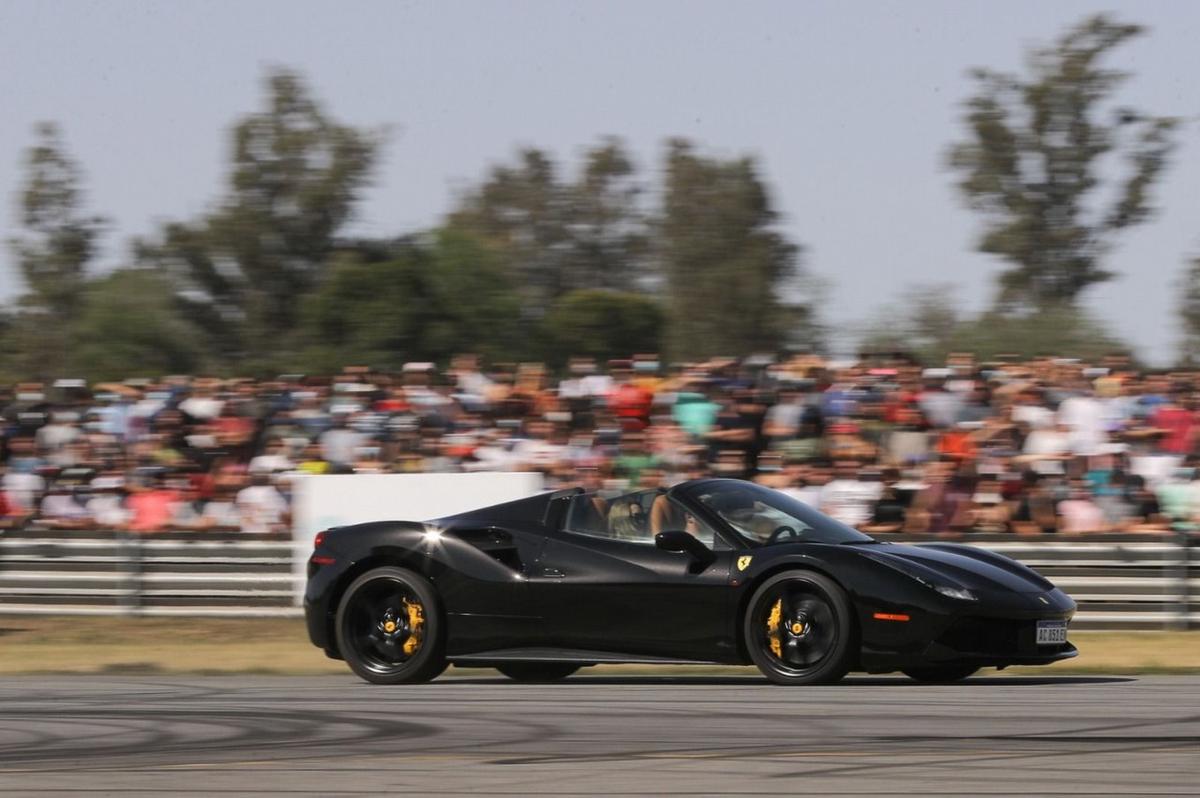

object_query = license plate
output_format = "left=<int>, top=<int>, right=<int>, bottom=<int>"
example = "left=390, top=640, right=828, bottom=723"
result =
left=1036, top=620, right=1068, bottom=645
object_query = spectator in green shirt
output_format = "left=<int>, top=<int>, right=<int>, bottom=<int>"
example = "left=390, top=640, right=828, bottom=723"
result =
left=614, top=431, right=657, bottom=485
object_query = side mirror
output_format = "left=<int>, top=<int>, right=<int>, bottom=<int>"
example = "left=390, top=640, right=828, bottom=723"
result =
left=655, top=530, right=716, bottom=569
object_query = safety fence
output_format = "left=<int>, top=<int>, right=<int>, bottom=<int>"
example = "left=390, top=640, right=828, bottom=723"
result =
left=0, top=529, right=298, bottom=617
left=0, top=528, right=1195, bottom=628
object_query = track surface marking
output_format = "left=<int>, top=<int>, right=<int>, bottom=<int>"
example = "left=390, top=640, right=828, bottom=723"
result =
left=1, top=674, right=1197, bottom=795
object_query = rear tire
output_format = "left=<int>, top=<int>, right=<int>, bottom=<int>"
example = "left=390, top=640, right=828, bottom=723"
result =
left=495, top=663, right=581, bottom=682
left=335, top=566, right=447, bottom=685
left=902, top=665, right=979, bottom=683
left=744, top=570, right=855, bottom=685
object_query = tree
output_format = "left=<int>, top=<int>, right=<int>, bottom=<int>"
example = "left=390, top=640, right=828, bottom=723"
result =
left=417, top=229, right=525, bottom=361
left=542, top=289, right=663, bottom=365
left=947, top=305, right=1129, bottom=362
left=66, top=270, right=205, bottom=380
left=138, top=68, right=378, bottom=366
left=1178, top=259, right=1200, bottom=364
left=858, top=285, right=1130, bottom=364
left=949, top=15, right=1177, bottom=308
left=297, top=243, right=426, bottom=373
left=8, top=123, right=104, bottom=375
left=445, top=138, right=648, bottom=313
left=296, top=230, right=524, bottom=371
left=857, top=283, right=961, bottom=360
left=658, top=139, right=807, bottom=360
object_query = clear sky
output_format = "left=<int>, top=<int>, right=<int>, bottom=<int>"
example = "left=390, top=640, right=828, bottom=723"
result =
left=2, top=0, right=1198, bottom=362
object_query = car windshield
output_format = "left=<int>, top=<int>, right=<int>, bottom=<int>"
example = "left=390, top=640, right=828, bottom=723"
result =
left=687, top=481, right=874, bottom=547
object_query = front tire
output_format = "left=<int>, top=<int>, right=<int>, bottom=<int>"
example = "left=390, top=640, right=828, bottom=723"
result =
left=902, top=665, right=979, bottom=683
left=744, top=570, right=855, bottom=685
left=335, top=566, right=447, bottom=684
left=495, top=663, right=581, bottom=682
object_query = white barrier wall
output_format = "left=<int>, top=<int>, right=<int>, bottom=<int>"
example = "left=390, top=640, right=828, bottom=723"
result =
left=291, top=472, right=545, bottom=602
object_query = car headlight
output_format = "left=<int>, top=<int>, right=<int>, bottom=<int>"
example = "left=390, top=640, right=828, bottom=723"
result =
left=868, top=554, right=979, bottom=601
left=933, top=584, right=977, bottom=601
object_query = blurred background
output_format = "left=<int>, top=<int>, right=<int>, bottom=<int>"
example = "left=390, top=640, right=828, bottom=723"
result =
left=1, top=1, right=1200, bottom=538
left=2, top=11, right=1199, bottom=797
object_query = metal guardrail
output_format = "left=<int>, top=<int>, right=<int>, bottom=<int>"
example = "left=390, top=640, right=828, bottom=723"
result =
left=0, top=529, right=1194, bottom=628
left=0, top=530, right=300, bottom=617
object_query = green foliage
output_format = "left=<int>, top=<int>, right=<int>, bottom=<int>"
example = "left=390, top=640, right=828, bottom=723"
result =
left=137, top=68, right=379, bottom=363
left=9, top=34, right=1188, bottom=379
left=446, top=138, right=649, bottom=311
left=857, top=283, right=962, bottom=359
left=65, top=270, right=204, bottom=380
left=947, top=306, right=1130, bottom=362
left=296, top=230, right=524, bottom=371
left=949, top=14, right=1177, bottom=308
left=8, top=123, right=104, bottom=373
left=659, top=139, right=807, bottom=360
left=541, top=289, right=663, bottom=365
left=419, top=229, right=525, bottom=361
left=859, top=288, right=1129, bottom=364
left=1177, top=259, right=1200, bottom=364
left=297, top=246, right=421, bottom=372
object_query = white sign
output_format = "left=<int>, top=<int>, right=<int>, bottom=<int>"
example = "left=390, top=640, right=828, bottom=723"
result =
left=291, top=472, right=544, bottom=602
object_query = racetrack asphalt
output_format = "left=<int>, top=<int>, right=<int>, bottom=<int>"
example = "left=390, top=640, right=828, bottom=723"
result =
left=0, top=673, right=1197, bottom=796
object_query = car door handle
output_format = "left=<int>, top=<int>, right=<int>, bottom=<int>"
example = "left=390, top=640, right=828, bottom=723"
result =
left=541, top=568, right=565, bottom=578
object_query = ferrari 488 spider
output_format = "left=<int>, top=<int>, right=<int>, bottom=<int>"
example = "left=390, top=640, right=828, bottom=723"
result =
left=305, top=478, right=1076, bottom=685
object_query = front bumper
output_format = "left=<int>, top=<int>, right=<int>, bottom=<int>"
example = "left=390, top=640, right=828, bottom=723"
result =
left=921, top=615, right=1078, bottom=665
left=860, top=587, right=1078, bottom=671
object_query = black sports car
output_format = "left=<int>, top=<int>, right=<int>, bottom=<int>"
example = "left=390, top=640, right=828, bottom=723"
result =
left=305, top=478, right=1076, bottom=685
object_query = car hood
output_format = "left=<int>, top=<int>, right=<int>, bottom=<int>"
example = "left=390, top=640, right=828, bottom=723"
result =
left=859, top=542, right=1054, bottom=594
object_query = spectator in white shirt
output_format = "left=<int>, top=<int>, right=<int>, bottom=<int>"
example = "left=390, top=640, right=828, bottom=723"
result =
left=319, top=414, right=364, bottom=471
left=820, top=461, right=884, bottom=528
left=236, top=474, right=289, bottom=535
left=86, top=477, right=130, bottom=528
left=39, top=483, right=93, bottom=528
left=249, top=439, right=295, bottom=475
left=1058, top=388, right=1106, bottom=457
left=179, top=384, right=224, bottom=421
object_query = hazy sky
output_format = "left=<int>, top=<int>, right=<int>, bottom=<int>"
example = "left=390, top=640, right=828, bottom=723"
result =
left=2, top=1, right=1198, bottom=362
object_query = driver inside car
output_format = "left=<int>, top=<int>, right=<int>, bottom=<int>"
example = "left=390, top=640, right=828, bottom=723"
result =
left=704, top=490, right=794, bottom=542
left=650, top=493, right=712, bottom=544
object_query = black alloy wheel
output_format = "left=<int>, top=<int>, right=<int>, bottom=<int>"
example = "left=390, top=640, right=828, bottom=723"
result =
left=902, top=665, right=980, bottom=683
left=495, top=663, right=581, bottom=682
left=744, top=570, right=855, bottom=685
left=335, top=566, right=447, bottom=685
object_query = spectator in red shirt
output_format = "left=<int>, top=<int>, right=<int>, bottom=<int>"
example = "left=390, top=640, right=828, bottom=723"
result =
left=607, top=361, right=653, bottom=431
left=1149, top=389, right=1196, bottom=455
left=0, top=483, right=14, bottom=528
left=125, top=474, right=181, bottom=533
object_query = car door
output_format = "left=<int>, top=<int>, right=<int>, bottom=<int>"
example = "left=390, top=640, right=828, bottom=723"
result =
left=528, top=491, right=736, bottom=661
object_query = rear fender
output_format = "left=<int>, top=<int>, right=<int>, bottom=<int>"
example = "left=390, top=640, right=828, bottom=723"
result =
left=321, top=547, right=451, bottom=659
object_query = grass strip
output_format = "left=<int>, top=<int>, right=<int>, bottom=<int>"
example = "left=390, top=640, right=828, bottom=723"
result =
left=0, top=615, right=1196, bottom=676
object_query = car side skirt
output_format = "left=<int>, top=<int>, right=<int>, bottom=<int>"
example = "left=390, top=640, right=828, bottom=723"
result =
left=448, top=647, right=719, bottom=666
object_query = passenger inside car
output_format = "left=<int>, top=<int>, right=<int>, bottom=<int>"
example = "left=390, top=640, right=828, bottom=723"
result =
left=607, top=497, right=649, bottom=540
left=566, top=488, right=719, bottom=547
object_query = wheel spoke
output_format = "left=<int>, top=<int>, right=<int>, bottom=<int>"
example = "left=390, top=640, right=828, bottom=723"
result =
left=763, top=587, right=836, bottom=672
left=347, top=578, right=426, bottom=672
left=370, top=593, right=397, bottom=621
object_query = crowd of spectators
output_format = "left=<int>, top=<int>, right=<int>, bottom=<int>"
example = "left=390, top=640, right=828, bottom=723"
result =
left=2, top=351, right=1200, bottom=537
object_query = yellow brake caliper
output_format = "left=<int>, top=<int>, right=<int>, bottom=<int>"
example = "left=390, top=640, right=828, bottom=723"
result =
left=766, top=598, right=783, bottom=659
left=402, top=598, right=425, bottom=656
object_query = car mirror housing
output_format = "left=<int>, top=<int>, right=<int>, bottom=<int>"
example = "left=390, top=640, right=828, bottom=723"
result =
left=655, top=530, right=716, bottom=569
